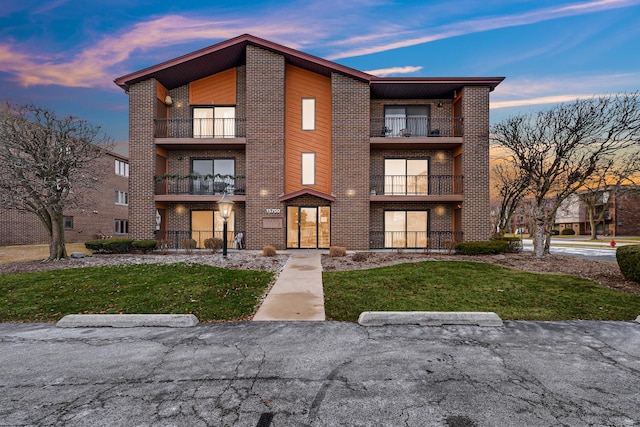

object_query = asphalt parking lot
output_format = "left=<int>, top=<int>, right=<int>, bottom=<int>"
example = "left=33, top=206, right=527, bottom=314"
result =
left=2, top=320, right=639, bottom=426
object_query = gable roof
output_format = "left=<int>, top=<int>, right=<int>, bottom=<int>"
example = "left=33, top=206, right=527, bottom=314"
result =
left=114, top=34, right=504, bottom=98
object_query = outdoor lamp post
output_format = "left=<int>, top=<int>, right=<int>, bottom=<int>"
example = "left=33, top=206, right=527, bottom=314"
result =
left=217, top=193, right=234, bottom=258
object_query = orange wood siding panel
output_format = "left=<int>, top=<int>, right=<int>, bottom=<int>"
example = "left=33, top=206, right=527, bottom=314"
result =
left=156, top=82, right=168, bottom=102
left=285, top=65, right=332, bottom=195
left=190, top=68, right=237, bottom=105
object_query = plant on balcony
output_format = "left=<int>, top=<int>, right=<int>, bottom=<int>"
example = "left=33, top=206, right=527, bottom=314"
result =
left=154, top=173, right=245, bottom=182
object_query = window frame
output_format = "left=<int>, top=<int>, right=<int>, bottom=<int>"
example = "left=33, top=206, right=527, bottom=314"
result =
left=64, top=216, right=74, bottom=230
left=114, top=219, right=129, bottom=235
left=191, top=105, right=236, bottom=138
left=383, top=157, right=430, bottom=195
left=383, top=209, right=430, bottom=249
left=301, top=152, right=316, bottom=186
left=115, top=159, right=129, bottom=177
left=115, top=190, right=129, bottom=205
left=302, top=98, right=316, bottom=131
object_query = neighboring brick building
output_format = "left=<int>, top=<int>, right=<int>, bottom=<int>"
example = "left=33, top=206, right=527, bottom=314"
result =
left=555, top=188, right=640, bottom=237
left=0, top=152, right=129, bottom=246
left=114, top=34, right=503, bottom=250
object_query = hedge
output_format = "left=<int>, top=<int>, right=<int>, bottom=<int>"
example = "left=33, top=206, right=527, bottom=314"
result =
left=132, top=240, right=158, bottom=254
left=561, top=228, right=576, bottom=235
left=616, top=245, right=640, bottom=283
left=455, top=240, right=509, bottom=255
left=85, top=238, right=134, bottom=254
left=492, top=237, right=522, bottom=253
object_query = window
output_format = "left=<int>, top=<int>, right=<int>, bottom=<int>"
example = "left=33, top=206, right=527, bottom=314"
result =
left=115, top=219, right=129, bottom=235
left=384, top=158, right=428, bottom=195
left=302, top=98, right=315, bottom=130
left=64, top=216, right=73, bottom=230
left=191, top=158, right=235, bottom=194
left=384, top=105, right=430, bottom=137
left=302, top=153, right=315, bottom=185
left=384, top=211, right=429, bottom=248
left=115, top=190, right=129, bottom=205
left=115, top=160, right=129, bottom=177
left=193, top=106, right=236, bottom=138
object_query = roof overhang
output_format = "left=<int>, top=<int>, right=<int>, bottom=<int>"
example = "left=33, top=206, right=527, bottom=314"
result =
left=114, top=34, right=504, bottom=97
left=278, top=188, right=336, bottom=202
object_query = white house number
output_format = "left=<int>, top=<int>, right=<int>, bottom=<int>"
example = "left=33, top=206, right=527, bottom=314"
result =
left=266, top=208, right=281, bottom=214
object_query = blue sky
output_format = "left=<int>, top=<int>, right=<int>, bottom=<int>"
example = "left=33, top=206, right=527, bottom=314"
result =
left=1, top=0, right=639, bottom=155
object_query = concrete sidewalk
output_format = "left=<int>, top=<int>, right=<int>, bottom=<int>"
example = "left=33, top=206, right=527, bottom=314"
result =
left=252, top=250, right=325, bottom=321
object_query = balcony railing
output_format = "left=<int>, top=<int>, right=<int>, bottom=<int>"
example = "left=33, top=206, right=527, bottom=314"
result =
left=370, top=175, right=463, bottom=196
left=155, top=176, right=246, bottom=196
left=370, top=117, right=463, bottom=138
left=154, top=118, right=247, bottom=138
left=155, top=230, right=246, bottom=250
left=369, top=231, right=463, bottom=250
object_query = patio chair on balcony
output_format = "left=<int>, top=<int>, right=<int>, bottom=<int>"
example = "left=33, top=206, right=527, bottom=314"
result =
left=400, top=128, right=411, bottom=137
left=212, top=181, right=227, bottom=194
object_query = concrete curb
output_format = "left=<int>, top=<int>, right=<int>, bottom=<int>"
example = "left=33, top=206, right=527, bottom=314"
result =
left=358, top=311, right=504, bottom=327
left=56, top=314, right=199, bottom=328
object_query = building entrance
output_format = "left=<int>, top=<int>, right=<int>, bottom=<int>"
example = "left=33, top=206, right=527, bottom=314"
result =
left=286, top=206, right=330, bottom=249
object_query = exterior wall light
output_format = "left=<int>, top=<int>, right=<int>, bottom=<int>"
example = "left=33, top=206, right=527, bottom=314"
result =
left=217, top=193, right=235, bottom=258
left=164, top=95, right=173, bottom=106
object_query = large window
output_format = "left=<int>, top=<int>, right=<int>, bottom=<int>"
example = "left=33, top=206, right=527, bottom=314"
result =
left=190, top=210, right=234, bottom=249
left=302, top=153, right=315, bottom=186
left=115, top=159, right=129, bottom=177
left=384, top=158, right=428, bottom=195
left=64, top=216, right=73, bottom=230
left=384, top=105, right=430, bottom=137
left=191, top=158, right=235, bottom=194
left=384, top=211, right=429, bottom=248
left=193, top=106, right=236, bottom=138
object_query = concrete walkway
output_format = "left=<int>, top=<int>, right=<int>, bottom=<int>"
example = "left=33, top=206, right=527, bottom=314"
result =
left=253, top=250, right=325, bottom=321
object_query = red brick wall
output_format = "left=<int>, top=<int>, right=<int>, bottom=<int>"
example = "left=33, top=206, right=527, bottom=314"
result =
left=245, top=46, right=286, bottom=250
left=331, top=73, right=370, bottom=250
left=461, top=86, right=491, bottom=241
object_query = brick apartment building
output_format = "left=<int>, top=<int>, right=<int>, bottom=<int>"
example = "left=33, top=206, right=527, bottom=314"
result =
left=555, top=188, right=640, bottom=237
left=114, top=34, right=503, bottom=250
left=0, top=151, right=129, bottom=246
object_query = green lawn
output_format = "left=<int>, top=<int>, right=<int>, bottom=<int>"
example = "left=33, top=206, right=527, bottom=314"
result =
left=0, top=263, right=274, bottom=322
left=323, top=261, right=640, bottom=322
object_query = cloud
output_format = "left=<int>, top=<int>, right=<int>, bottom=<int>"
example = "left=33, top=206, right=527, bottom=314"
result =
left=327, top=0, right=640, bottom=59
left=365, top=66, right=423, bottom=77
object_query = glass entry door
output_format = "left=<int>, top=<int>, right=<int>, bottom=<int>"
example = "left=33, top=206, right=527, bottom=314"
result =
left=287, top=206, right=330, bottom=249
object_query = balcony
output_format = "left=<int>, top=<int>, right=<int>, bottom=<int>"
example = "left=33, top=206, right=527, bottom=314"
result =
left=370, top=117, right=463, bottom=138
left=155, top=118, right=247, bottom=138
left=154, top=175, right=246, bottom=202
left=370, top=175, right=463, bottom=202
left=369, top=231, right=463, bottom=250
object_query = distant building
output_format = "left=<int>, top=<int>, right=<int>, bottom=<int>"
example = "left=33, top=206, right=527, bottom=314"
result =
left=0, top=151, right=129, bottom=246
left=555, top=187, right=640, bottom=236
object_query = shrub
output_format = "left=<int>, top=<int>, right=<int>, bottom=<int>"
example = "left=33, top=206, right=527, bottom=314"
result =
left=204, top=237, right=223, bottom=253
left=262, top=245, right=277, bottom=257
left=156, top=239, right=170, bottom=254
left=561, top=228, right=576, bottom=235
left=616, top=245, right=640, bottom=283
left=442, top=240, right=456, bottom=255
left=84, top=238, right=133, bottom=254
left=492, top=236, right=522, bottom=253
left=329, top=246, right=347, bottom=257
left=132, top=240, right=157, bottom=254
left=352, top=252, right=368, bottom=262
left=455, top=240, right=509, bottom=255
left=551, top=229, right=560, bottom=236
left=181, top=239, right=197, bottom=253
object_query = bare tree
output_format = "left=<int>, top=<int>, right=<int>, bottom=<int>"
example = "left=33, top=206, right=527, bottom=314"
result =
left=491, top=93, right=640, bottom=258
left=0, top=104, right=114, bottom=260
left=491, top=160, right=530, bottom=236
left=577, top=151, right=640, bottom=239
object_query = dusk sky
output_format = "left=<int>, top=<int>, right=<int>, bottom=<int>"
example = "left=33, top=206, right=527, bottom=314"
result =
left=1, top=0, right=639, bottom=156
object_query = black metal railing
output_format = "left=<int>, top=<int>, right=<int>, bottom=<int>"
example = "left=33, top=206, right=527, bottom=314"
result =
left=155, top=176, right=246, bottom=196
left=370, top=175, right=463, bottom=196
left=369, top=231, right=463, bottom=250
left=370, top=117, right=463, bottom=138
left=154, top=118, right=247, bottom=138
left=155, top=230, right=246, bottom=250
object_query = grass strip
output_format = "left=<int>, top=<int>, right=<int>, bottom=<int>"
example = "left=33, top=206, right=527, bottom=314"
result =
left=323, top=260, right=640, bottom=322
left=0, top=263, right=274, bottom=322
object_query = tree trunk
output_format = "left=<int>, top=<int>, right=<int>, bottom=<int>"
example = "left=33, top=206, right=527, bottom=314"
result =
left=533, top=218, right=546, bottom=258
left=588, top=208, right=598, bottom=240
left=49, top=213, right=67, bottom=260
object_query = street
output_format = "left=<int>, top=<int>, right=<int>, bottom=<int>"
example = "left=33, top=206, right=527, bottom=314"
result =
left=2, top=321, right=640, bottom=426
